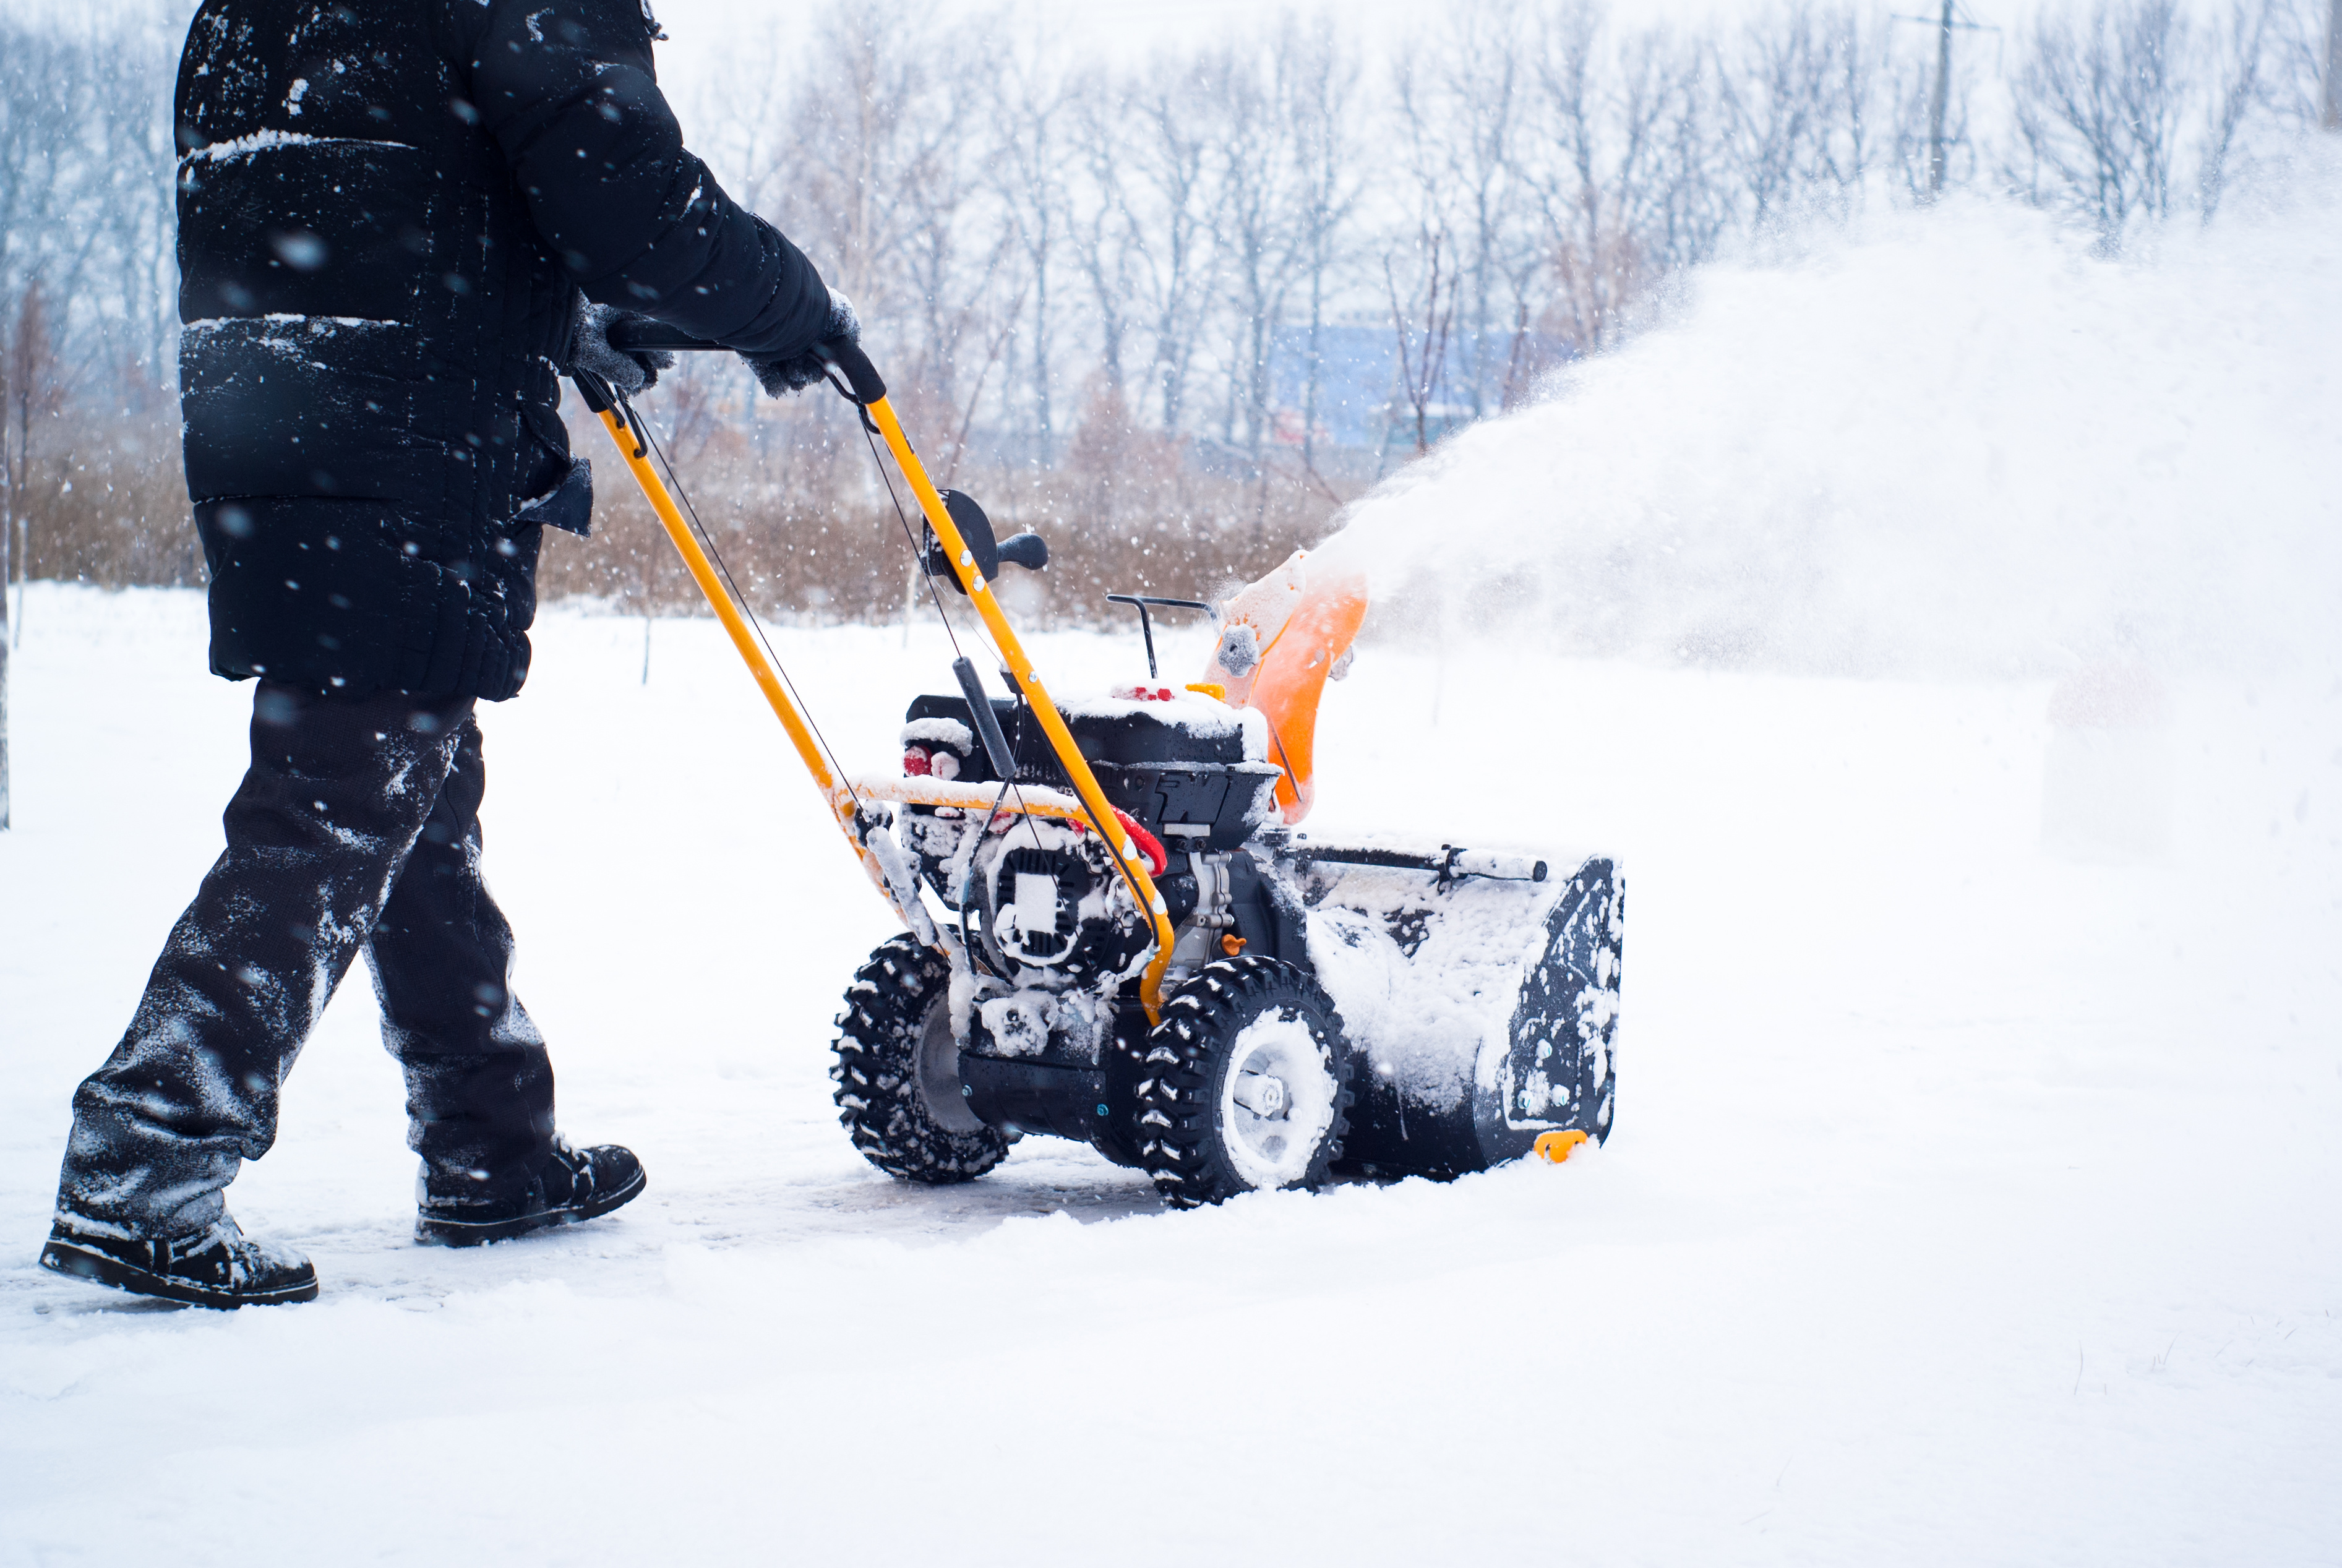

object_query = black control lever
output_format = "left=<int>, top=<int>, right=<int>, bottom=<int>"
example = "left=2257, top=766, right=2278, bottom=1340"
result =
left=1106, top=595, right=1214, bottom=680
left=995, top=533, right=1049, bottom=570
left=951, top=658, right=1019, bottom=780
left=921, top=489, right=1045, bottom=596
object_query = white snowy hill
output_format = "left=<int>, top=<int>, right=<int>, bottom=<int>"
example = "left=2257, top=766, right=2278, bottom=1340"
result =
left=2, top=169, right=2338, bottom=1562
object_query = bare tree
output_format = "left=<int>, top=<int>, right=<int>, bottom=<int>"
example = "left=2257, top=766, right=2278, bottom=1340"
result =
left=1282, top=22, right=1363, bottom=468
left=2009, top=1, right=2194, bottom=251
left=0, top=283, right=64, bottom=830
left=991, top=32, right=1077, bottom=466
left=1069, top=79, right=1143, bottom=400
left=1717, top=3, right=1882, bottom=229
left=1396, top=0, right=1533, bottom=420
left=1386, top=225, right=1458, bottom=457
left=7, top=283, right=66, bottom=641
left=1126, top=56, right=1224, bottom=440
left=2, top=0, right=2333, bottom=638
left=1636, top=30, right=1737, bottom=276
left=90, top=9, right=179, bottom=406
left=744, top=4, right=984, bottom=427
left=2195, top=1, right=2283, bottom=221
left=1529, top=7, right=1668, bottom=356
left=2259, top=0, right=2341, bottom=126
left=1203, top=38, right=1305, bottom=466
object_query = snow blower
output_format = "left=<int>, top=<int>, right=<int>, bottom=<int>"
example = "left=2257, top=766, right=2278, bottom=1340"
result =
left=571, top=325, right=1621, bottom=1205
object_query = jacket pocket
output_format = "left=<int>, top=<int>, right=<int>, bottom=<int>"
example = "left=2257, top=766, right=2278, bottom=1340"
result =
left=515, top=455, right=593, bottom=538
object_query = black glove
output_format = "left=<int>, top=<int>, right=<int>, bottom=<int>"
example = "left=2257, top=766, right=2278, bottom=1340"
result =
left=565, top=301, right=674, bottom=395
left=744, top=288, right=862, bottom=398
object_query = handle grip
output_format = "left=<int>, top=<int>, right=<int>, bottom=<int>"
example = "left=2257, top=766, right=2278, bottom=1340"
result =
left=606, top=320, right=721, bottom=352
left=820, top=336, right=886, bottom=405
left=602, top=322, right=886, bottom=405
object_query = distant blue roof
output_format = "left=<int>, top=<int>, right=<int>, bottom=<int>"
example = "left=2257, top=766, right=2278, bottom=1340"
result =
left=1265, top=323, right=1576, bottom=450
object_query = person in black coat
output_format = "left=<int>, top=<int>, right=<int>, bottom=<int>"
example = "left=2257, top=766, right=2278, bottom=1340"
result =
left=39, top=0, right=852, bottom=1307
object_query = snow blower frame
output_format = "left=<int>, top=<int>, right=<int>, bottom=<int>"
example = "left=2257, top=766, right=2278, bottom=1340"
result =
left=568, top=325, right=1622, bottom=1206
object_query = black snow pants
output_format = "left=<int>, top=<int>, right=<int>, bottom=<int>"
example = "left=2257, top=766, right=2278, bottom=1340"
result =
left=54, top=683, right=555, bottom=1239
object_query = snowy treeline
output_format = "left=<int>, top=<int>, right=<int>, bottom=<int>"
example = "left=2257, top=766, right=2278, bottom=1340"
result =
left=0, top=0, right=2334, bottom=620
left=689, top=0, right=2335, bottom=469
left=1, top=4, right=186, bottom=612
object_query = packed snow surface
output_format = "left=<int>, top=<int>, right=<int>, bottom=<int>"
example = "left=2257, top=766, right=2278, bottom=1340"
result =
left=6, top=179, right=2341, bottom=1562
left=3, top=585, right=2335, bottom=1564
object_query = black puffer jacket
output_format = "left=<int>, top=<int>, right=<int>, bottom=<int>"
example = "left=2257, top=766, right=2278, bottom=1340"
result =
left=177, top=0, right=826, bottom=700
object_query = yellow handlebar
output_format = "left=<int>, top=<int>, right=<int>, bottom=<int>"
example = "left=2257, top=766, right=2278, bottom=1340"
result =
left=592, top=392, right=1178, bottom=1023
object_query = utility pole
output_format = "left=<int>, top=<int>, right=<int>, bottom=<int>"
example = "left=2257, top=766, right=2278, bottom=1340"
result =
left=1928, top=0, right=1954, bottom=197
left=1, top=556, right=10, bottom=831
left=1897, top=3, right=1993, bottom=203
left=1, top=443, right=10, bottom=833
left=2323, top=0, right=2341, bottom=131
left=1, top=327, right=11, bottom=834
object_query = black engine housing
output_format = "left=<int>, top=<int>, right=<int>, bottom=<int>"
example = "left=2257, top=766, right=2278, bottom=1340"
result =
left=904, top=693, right=1282, bottom=852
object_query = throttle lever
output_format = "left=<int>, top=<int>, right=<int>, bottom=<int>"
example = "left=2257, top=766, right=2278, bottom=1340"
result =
left=921, top=489, right=1044, bottom=595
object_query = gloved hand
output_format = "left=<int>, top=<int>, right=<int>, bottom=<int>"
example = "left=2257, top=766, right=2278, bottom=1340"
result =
left=565, top=301, right=674, bottom=395
left=744, top=288, right=861, bottom=398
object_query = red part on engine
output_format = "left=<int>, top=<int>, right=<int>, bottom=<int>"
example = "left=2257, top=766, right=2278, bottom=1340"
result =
left=1110, top=808, right=1169, bottom=876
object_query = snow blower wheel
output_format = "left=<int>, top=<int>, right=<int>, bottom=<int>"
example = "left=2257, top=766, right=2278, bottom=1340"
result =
left=833, top=935, right=1010, bottom=1183
left=1133, top=957, right=1354, bottom=1207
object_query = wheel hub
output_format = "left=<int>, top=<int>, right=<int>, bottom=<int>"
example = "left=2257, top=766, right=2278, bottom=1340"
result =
left=1231, top=1071, right=1287, bottom=1116
left=1217, top=1008, right=1337, bottom=1189
left=917, top=998, right=988, bottom=1134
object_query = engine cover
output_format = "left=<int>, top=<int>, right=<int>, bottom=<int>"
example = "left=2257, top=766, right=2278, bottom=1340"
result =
left=976, top=816, right=1151, bottom=986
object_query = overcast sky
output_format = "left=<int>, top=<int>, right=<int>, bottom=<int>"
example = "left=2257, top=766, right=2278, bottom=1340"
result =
left=645, top=0, right=2020, bottom=45
left=644, top=0, right=1955, bottom=59
left=639, top=0, right=2040, bottom=109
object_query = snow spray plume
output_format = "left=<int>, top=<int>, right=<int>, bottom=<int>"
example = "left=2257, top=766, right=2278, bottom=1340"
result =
left=1316, top=152, right=2342, bottom=682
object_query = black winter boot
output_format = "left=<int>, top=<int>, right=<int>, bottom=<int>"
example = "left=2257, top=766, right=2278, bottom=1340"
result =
left=40, top=1210, right=319, bottom=1308
left=416, top=1139, right=645, bottom=1246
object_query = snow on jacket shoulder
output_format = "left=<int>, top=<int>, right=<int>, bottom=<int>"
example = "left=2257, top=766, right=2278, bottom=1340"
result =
left=175, top=0, right=827, bottom=700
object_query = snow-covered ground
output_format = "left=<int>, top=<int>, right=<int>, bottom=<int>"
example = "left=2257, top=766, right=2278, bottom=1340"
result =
left=9, top=161, right=2342, bottom=1562
left=2, top=581, right=2336, bottom=1564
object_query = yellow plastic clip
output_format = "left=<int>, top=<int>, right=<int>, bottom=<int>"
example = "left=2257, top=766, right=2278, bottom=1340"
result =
left=1185, top=682, right=1228, bottom=701
left=1533, top=1129, right=1590, bottom=1165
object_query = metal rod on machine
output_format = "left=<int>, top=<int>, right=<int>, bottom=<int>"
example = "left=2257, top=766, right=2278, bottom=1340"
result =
left=1285, top=843, right=1549, bottom=884
left=1106, top=594, right=1213, bottom=682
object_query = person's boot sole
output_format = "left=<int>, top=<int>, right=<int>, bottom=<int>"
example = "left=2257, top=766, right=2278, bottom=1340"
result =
left=38, top=1239, right=319, bottom=1309
left=414, top=1163, right=647, bottom=1247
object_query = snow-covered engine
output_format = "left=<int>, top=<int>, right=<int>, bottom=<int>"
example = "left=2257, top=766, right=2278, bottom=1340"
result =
left=894, top=714, right=1160, bottom=1073
left=973, top=816, right=1150, bottom=986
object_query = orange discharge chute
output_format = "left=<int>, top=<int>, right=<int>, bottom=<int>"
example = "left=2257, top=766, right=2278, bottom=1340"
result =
left=1202, top=549, right=1368, bottom=825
